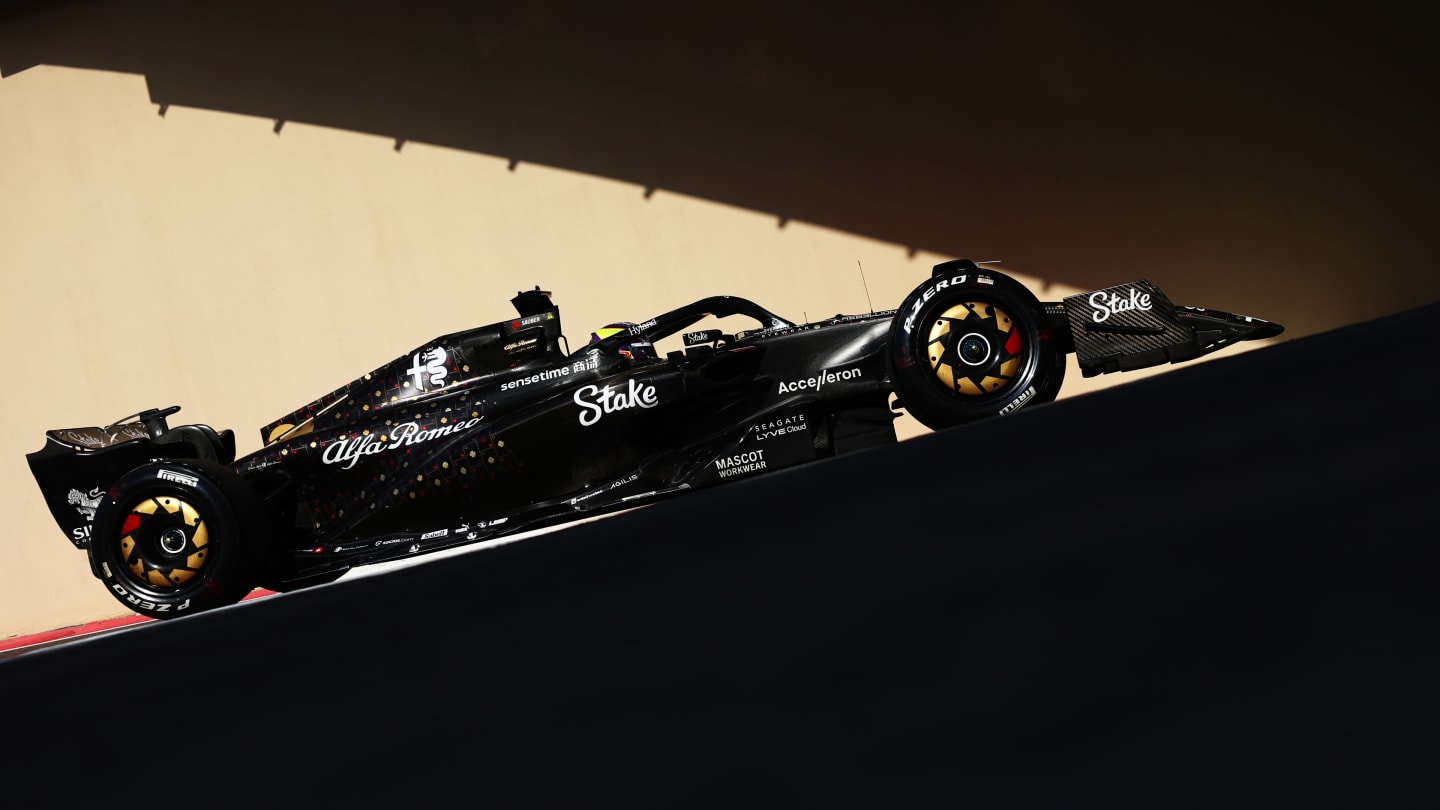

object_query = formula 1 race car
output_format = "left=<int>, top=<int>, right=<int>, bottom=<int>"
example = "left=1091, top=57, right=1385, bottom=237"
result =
left=28, top=260, right=1282, bottom=619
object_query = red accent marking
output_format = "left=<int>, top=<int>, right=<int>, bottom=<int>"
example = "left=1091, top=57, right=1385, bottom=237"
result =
left=1005, top=327, right=1023, bottom=356
left=121, top=514, right=142, bottom=535
left=0, top=590, right=279, bottom=654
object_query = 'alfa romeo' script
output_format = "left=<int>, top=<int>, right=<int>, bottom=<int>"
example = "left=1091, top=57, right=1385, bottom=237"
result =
left=575, top=379, right=659, bottom=426
left=1089, top=288, right=1153, bottom=323
left=322, top=417, right=482, bottom=469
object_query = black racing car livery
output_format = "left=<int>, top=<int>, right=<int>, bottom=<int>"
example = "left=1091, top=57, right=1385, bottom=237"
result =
left=28, top=260, right=1283, bottom=619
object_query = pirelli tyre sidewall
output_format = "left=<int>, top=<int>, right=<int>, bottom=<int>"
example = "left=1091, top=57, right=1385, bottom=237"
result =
left=89, top=459, right=264, bottom=620
left=889, top=269, right=1065, bottom=430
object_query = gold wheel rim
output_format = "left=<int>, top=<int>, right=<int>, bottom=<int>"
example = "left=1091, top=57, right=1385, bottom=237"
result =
left=924, top=301, right=1024, bottom=397
left=118, top=496, right=211, bottom=588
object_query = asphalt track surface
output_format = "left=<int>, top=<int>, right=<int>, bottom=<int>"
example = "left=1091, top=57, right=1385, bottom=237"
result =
left=2, top=303, right=1436, bottom=805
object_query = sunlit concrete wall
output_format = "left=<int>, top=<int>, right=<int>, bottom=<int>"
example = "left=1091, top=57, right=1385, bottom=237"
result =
left=5, top=3, right=1437, bottom=638
left=5, top=65, right=1186, bottom=638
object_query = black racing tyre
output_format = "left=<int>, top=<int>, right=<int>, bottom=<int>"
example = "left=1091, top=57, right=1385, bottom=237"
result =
left=888, top=262, right=1066, bottom=430
left=89, top=459, right=265, bottom=620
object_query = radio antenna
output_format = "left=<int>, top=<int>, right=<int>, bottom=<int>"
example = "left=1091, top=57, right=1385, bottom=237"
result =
left=858, top=261, right=874, bottom=313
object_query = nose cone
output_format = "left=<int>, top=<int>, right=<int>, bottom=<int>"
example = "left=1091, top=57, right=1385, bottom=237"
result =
left=1245, top=319, right=1284, bottom=341
left=1178, top=306, right=1284, bottom=342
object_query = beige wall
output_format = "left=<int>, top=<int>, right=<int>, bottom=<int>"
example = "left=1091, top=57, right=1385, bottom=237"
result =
left=4, top=2, right=1433, bottom=638
left=0, top=65, right=1170, bottom=638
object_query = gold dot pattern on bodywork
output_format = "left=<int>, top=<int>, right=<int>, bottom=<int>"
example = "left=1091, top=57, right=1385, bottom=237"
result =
left=250, top=334, right=534, bottom=538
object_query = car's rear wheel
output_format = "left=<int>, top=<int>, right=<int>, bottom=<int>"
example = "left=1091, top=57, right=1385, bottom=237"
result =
left=89, top=460, right=265, bottom=620
left=888, top=262, right=1066, bottom=430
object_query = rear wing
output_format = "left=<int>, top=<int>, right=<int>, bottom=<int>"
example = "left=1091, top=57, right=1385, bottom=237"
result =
left=28, top=411, right=234, bottom=549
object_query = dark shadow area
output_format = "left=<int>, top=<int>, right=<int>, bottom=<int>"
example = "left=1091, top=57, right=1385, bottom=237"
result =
left=2, top=304, right=1436, bottom=803
left=3, top=0, right=1439, bottom=339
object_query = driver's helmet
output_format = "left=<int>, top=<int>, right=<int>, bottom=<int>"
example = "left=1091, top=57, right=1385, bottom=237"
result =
left=590, top=322, right=658, bottom=362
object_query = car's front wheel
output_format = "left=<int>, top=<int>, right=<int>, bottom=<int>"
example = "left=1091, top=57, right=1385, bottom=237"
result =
left=89, top=460, right=265, bottom=620
left=888, top=261, right=1066, bottom=430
